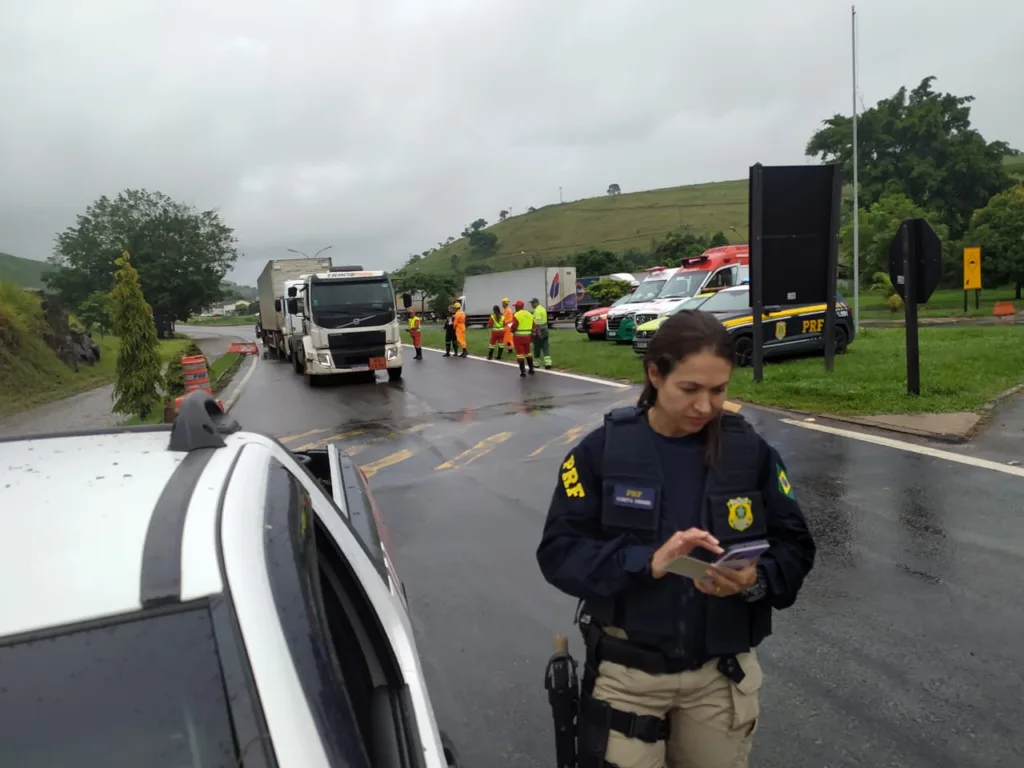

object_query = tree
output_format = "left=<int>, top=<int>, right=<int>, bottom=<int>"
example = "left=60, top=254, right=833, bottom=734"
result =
left=45, top=189, right=239, bottom=321
left=76, top=290, right=115, bottom=336
left=573, top=248, right=627, bottom=276
left=110, top=251, right=162, bottom=420
left=527, top=206, right=537, bottom=213
left=499, top=209, right=509, bottom=221
left=806, top=77, right=1013, bottom=238
left=968, top=186, right=1024, bottom=298
left=838, top=192, right=949, bottom=287
left=587, top=277, right=634, bottom=305
left=607, top=183, right=621, bottom=196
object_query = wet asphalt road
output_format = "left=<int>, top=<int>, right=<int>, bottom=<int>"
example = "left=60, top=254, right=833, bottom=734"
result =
left=197, top=324, right=1023, bottom=768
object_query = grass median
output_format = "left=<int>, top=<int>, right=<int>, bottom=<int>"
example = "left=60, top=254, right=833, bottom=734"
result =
left=417, top=326, right=1024, bottom=415
left=185, top=314, right=259, bottom=327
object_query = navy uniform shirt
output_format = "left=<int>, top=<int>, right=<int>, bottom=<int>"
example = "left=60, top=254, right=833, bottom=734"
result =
left=536, top=416, right=815, bottom=660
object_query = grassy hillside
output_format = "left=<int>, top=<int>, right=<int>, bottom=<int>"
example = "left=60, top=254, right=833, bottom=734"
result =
left=0, top=252, right=50, bottom=288
left=412, top=179, right=748, bottom=274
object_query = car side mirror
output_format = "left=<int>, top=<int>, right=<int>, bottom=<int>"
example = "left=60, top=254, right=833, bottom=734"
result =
left=287, top=286, right=298, bottom=298
left=274, top=298, right=282, bottom=312
left=287, top=298, right=299, bottom=315
left=440, top=731, right=462, bottom=768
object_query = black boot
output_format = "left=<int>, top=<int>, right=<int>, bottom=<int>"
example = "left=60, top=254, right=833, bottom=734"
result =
left=460, top=349, right=468, bottom=358
left=443, top=343, right=451, bottom=357
left=487, top=349, right=494, bottom=360
left=496, top=348, right=504, bottom=360
left=518, top=359, right=526, bottom=377
left=528, top=358, right=535, bottom=375
left=415, top=348, right=422, bottom=359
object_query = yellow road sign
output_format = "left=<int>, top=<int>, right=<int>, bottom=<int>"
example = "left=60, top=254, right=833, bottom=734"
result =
left=963, top=247, right=982, bottom=290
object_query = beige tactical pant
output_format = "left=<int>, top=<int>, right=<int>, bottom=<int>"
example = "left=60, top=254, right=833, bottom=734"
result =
left=591, top=637, right=763, bottom=768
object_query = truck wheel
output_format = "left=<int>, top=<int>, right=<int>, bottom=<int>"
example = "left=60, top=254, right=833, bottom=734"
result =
left=293, top=352, right=304, bottom=375
left=387, top=367, right=402, bottom=382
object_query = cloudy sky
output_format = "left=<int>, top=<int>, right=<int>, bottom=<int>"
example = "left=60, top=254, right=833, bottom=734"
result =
left=2, top=0, right=1021, bottom=285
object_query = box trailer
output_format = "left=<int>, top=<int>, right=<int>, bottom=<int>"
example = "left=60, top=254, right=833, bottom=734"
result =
left=461, top=267, right=577, bottom=326
left=257, top=257, right=332, bottom=359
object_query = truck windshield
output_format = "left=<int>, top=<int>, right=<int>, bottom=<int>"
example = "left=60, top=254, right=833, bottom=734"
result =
left=309, top=278, right=396, bottom=328
left=0, top=607, right=242, bottom=767
left=660, top=270, right=710, bottom=299
left=628, top=279, right=667, bottom=302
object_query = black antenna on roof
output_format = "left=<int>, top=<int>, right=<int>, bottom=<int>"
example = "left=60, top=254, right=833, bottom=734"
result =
left=169, top=391, right=240, bottom=452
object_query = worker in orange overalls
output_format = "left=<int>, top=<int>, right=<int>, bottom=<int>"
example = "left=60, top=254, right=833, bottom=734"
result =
left=453, top=301, right=469, bottom=358
left=501, top=297, right=515, bottom=354
left=487, top=304, right=506, bottom=360
left=510, top=300, right=536, bottom=377
left=406, top=309, right=423, bottom=360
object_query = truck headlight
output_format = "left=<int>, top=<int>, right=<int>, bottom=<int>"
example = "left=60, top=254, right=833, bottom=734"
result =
left=317, top=352, right=331, bottom=366
left=386, top=346, right=398, bottom=361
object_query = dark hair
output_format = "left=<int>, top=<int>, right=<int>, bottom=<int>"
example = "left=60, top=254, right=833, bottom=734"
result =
left=637, top=310, right=735, bottom=462
left=492, top=304, right=501, bottom=316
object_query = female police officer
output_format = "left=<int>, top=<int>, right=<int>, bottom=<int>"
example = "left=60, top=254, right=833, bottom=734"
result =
left=536, top=310, right=815, bottom=768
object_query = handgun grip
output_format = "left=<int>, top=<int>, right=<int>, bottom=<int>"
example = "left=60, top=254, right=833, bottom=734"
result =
left=554, top=634, right=568, bottom=654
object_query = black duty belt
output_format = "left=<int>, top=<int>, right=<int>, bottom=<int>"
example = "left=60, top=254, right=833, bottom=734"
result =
left=587, top=627, right=709, bottom=676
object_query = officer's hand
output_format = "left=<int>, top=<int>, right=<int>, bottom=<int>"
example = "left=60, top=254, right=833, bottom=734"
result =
left=650, top=529, right=723, bottom=579
left=694, top=560, right=759, bottom=597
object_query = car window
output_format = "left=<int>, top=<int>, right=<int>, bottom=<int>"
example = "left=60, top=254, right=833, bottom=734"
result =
left=0, top=608, right=240, bottom=767
left=699, top=289, right=751, bottom=313
left=659, top=270, right=709, bottom=299
left=705, top=267, right=735, bottom=289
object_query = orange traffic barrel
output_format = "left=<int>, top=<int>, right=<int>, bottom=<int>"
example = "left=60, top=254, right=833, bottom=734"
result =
left=181, top=355, right=211, bottom=394
left=993, top=301, right=1016, bottom=317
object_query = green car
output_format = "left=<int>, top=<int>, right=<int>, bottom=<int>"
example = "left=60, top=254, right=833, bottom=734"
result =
left=632, top=293, right=716, bottom=353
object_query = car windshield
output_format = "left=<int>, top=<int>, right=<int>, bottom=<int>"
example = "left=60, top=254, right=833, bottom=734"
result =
left=668, top=294, right=714, bottom=315
left=309, top=278, right=396, bottom=329
left=611, top=294, right=633, bottom=307
left=699, top=289, right=751, bottom=313
left=628, top=279, right=667, bottom=302
left=659, top=270, right=711, bottom=299
left=0, top=608, right=241, bottom=767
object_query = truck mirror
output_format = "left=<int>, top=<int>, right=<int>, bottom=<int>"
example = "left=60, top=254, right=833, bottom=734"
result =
left=401, top=292, right=412, bottom=309
left=287, top=298, right=299, bottom=315
left=287, top=286, right=297, bottom=298
left=274, top=299, right=282, bottom=312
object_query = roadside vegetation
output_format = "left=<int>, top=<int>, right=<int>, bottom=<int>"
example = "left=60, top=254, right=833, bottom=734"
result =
left=416, top=327, right=1024, bottom=416
left=185, top=313, right=260, bottom=326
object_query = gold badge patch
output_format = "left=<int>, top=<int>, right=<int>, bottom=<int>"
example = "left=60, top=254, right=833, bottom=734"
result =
left=775, top=321, right=787, bottom=340
left=727, top=497, right=753, bottom=532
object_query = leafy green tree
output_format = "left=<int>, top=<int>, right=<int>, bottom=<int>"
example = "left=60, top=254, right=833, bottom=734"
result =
left=968, top=186, right=1024, bottom=298
left=76, top=290, right=115, bottom=336
left=806, top=77, right=1013, bottom=238
left=46, top=189, right=239, bottom=321
left=573, top=248, right=627, bottom=276
left=110, top=251, right=162, bottom=419
left=587, top=277, right=634, bottom=305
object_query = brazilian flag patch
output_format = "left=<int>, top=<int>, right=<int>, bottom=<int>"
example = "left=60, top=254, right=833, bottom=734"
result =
left=777, top=464, right=795, bottom=499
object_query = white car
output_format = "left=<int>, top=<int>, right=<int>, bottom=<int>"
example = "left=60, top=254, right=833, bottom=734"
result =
left=0, top=391, right=462, bottom=768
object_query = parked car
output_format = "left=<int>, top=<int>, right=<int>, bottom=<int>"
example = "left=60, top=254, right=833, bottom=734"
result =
left=575, top=293, right=634, bottom=341
left=0, top=391, right=462, bottom=768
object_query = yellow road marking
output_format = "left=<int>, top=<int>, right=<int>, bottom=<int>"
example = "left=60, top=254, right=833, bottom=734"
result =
left=360, top=449, right=416, bottom=479
left=724, top=401, right=742, bottom=413
left=279, top=428, right=331, bottom=444
left=295, top=429, right=365, bottom=451
left=297, top=423, right=430, bottom=452
left=529, top=424, right=590, bottom=458
left=345, top=444, right=369, bottom=457
left=435, top=432, right=513, bottom=471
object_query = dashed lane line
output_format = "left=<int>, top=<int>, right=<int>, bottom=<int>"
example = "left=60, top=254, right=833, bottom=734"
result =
left=361, top=449, right=417, bottom=479
left=435, top=432, right=514, bottom=471
left=279, top=428, right=331, bottom=444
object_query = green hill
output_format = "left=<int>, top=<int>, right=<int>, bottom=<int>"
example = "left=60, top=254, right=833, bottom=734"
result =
left=411, top=179, right=748, bottom=274
left=0, top=252, right=51, bottom=289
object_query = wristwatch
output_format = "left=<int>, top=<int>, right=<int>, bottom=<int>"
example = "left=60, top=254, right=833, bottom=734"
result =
left=741, top=567, right=768, bottom=602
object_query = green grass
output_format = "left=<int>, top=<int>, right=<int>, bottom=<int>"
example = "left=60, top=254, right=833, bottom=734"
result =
left=417, top=326, right=1024, bottom=415
left=857, top=286, right=1020, bottom=320
left=0, top=252, right=51, bottom=289
left=186, top=314, right=259, bottom=326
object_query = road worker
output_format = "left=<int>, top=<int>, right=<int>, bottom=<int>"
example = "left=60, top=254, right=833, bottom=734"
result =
left=406, top=308, right=423, bottom=360
left=510, top=299, right=536, bottom=377
left=487, top=304, right=506, bottom=360
left=443, top=305, right=457, bottom=357
left=453, top=301, right=469, bottom=358
left=529, top=297, right=552, bottom=369
left=501, top=298, right=515, bottom=354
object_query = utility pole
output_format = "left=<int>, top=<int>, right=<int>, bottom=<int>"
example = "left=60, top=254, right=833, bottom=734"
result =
left=851, top=5, right=860, bottom=332
left=559, top=186, right=563, bottom=204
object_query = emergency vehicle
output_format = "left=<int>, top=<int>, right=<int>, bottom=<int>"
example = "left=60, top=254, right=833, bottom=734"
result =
left=607, top=246, right=750, bottom=344
left=632, top=284, right=855, bottom=366
left=575, top=293, right=634, bottom=340
left=0, top=391, right=462, bottom=768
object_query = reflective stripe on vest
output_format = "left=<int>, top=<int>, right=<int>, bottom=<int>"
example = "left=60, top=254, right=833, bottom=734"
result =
left=513, top=309, right=534, bottom=334
left=533, top=305, right=549, bottom=328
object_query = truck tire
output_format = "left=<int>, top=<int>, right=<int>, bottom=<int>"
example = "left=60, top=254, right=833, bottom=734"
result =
left=293, top=350, right=304, bottom=375
left=305, top=372, right=320, bottom=388
left=387, top=367, right=402, bottom=382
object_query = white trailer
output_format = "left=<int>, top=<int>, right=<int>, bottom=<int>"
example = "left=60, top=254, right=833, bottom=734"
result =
left=257, top=257, right=332, bottom=359
left=461, top=267, right=577, bottom=326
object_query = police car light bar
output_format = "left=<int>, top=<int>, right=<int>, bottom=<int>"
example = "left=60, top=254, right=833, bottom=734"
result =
left=679, top=256, right=710, bottom=266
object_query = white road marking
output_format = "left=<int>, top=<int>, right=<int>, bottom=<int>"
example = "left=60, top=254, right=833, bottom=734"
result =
left=420, top=347, right=630, bottom=389
left=781, top=418, right=1024, bottom=478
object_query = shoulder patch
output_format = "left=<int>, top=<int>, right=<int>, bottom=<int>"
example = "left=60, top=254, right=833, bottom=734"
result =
left=561, top=453, right=586, bottom=499
left=777, top=464, right=795, bottom=499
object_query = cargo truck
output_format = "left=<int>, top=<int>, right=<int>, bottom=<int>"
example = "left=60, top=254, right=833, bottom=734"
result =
left=461, top=267, right=577, bottom=327
left=286, top=266, right=404, bottom=385
left=257, top=257, right=333, bottom=360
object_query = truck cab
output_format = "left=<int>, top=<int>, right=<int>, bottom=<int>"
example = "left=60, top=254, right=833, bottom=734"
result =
left=287, top=267, right=404, bottom=385
left=275, top=278, right=307, bottom=366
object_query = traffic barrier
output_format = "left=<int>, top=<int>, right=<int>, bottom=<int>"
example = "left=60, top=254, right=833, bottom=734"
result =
left=181, top=355, right=212, bottom=396
left=993, top=301, right=1016, bottom=317
left=228, top=342, right=259, bottom=355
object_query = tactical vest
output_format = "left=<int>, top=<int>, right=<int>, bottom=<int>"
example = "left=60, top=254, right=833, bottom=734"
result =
left=583, top=406, right=772, bottom=656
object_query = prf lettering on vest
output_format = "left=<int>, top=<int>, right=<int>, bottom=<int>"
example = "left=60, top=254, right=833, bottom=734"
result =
left=801, top=318, right=824, bottom=334
left=561, top=454, right=585, bottom=498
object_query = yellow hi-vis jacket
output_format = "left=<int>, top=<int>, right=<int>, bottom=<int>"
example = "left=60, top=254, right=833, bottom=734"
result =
left=533, top=305, right=548, bottom=329
left=513, top=309, right=534, bottom=335
left=408, top=315, right=421, bottom=331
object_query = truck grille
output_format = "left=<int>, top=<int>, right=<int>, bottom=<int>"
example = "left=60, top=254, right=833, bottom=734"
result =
left=327, top=331, right=387, bottom=368
left=607, top=316, right=623, bottom=333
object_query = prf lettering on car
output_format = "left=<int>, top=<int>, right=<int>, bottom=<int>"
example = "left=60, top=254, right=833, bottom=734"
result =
left=561, top=454, right=585, bottom=498
left=801, top=318, right=825, bottom=334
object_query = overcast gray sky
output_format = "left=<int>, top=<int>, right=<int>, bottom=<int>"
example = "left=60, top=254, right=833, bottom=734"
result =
left=1, top=0, right=1021, bottom=285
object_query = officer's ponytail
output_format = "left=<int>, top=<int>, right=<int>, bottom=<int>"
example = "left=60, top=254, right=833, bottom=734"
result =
left=637, top=310, right=735, bottom=464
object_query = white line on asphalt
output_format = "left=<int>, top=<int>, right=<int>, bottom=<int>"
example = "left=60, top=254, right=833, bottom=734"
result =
left=780, top=418, right=1024, bottom=478
left=224, top=353, right=259, bottom=411
left=420, top=347, right=631, bottom=389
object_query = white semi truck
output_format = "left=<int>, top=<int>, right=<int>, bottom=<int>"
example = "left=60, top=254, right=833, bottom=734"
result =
left=461, top=267, right=577, bottom=327
left=257, top=257, right=333, bottom=360
left=286, top=266, right=404, bottom=385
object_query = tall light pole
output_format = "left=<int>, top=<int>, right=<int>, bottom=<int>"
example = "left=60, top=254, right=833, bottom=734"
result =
left=287, top=245, right=333, bottom=259
left=851, top=5, right=860, bottom=331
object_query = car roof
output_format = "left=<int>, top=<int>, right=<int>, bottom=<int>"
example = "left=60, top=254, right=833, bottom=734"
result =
left=0, top=405, right=250, bottom=639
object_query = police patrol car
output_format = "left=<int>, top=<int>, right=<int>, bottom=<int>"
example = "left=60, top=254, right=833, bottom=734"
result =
left=632, top=285, right=855, bottom=366
left=0, top=391, right=461, bottom=768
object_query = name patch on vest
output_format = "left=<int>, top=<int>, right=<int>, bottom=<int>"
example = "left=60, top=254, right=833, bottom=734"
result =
left=613, top=485, right=656, bottom=509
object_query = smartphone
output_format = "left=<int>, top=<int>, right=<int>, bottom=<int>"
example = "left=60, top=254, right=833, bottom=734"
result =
left=713, top=540, right=769, bottom=570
